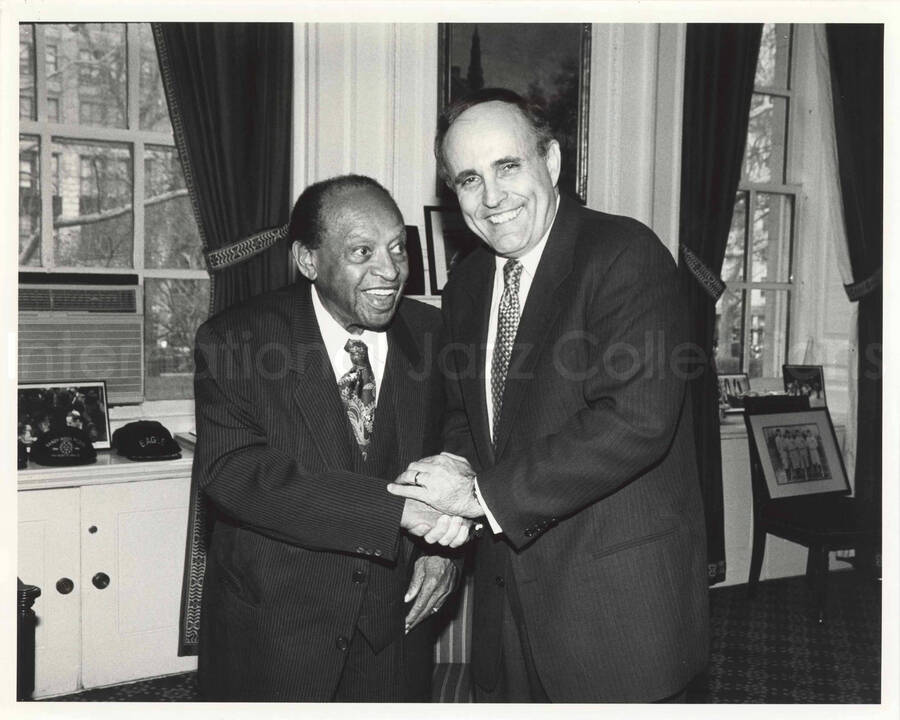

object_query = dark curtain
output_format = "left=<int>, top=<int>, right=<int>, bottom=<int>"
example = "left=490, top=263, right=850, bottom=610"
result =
left=826, top=25, right=883, bottom=569
left=678, top=24, right=762, bottom=585
left=153, top=23, right=293, bottom=315
left=152, top=23, right=293, bottom=655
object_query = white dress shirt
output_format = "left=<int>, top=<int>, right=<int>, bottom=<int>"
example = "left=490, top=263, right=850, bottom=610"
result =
left=311, top=285, right=388, bottom=403
left=475, top=194, right=560, bottom=532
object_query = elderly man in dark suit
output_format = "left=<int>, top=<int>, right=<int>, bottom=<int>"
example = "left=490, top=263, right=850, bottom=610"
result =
left=193, top=175, right=469, bottom=701
left=388, top=89, right=709, bottom=702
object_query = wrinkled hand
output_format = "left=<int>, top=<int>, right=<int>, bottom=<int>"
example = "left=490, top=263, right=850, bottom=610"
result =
left=400, top=498, right=471, bottom=548
left=405, top=555, right=458, bottom=632
left=389, top=452, right=483, bottom=519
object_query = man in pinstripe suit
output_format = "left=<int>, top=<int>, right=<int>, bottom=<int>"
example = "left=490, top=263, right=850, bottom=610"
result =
left=389, top=89, right=709, bottom=702
left=193, top=175, right=468, bottom=701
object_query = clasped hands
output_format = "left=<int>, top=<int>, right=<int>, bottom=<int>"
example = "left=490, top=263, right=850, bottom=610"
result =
left=392, top=452, right=483, bottom=549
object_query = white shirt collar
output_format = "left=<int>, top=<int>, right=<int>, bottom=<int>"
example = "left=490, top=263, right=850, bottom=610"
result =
left=310, top=285, right=388, bottom=392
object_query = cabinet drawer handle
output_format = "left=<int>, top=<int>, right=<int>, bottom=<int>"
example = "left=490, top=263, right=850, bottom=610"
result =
left=56, top=577, right=74, bottom=595
left=92, top=572, right=110, bottom=590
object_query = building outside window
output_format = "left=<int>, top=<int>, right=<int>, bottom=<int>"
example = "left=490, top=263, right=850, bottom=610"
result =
left=18, top=22, right=208, bottom=401
left=716, top=23, right=797, bottom=380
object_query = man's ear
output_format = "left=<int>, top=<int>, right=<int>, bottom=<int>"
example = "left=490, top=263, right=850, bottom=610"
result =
left=292, top=240, right=317, bottom=282
left=544, top=139, right=561, bottom=187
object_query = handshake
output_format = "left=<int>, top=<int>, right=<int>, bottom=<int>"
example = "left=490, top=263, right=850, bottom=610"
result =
left=389, top=452, right=484, bottom=549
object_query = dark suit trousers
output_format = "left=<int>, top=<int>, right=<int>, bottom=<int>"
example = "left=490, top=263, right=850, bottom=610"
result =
left=333, top=621, right=434, bottom=702
left=474, top=557, right=549, bottom=702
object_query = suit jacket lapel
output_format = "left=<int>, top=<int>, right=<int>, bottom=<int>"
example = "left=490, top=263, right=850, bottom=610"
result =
left=493, top=195, right=579, bottom=458
left=383, top=305, right=424, bottom=469
left=453, top=248, right=496, bottom=469
left=289, top=281, right=354, bottom=471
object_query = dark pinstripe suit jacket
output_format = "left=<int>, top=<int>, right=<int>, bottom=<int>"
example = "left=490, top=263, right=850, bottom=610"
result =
left=441, top=195, right=709, bottom=701
left=191, top=279, right=444, bottom=700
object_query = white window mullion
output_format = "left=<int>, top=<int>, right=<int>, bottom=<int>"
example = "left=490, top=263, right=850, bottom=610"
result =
left=33, top=25, right=54, bottom=269
left=133, top=138, right=145, bottom=273
left=127, top=25, right=144, bottom=274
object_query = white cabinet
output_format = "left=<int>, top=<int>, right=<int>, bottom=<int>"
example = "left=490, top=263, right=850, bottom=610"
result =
left=80, top=478, right=197, bottom=688
left=18, top=488, right=82, bottom=698
left=18, top=451, right=197, bottom=698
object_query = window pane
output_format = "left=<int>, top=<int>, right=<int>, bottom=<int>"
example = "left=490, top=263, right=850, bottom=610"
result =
left=723, top=192, right=747, bottom=283
left=748, top=289, right=789, bottom=379
left=20, top=24, right=35, bottom=120
left=52, top=138, right=133, bottom=267
left=715, top=289, right=744, bottom=375
left=755, top=24, right=792, bottom=89
left=744, top=94, right=788, bottom=184
left=47, top=23, right=126, bottom=128
left=138, top=24, right=172, bottom=133
left=19, top=135, right=41, bottom=267
left=144, top=145, right=203, bottom=269
left=144, top=278, right=210, bottom=400
left=751, top=193, right=794, bottom=282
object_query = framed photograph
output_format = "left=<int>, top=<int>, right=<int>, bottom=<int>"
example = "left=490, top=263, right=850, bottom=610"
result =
left=424, top=206, right=482, bottom=295
left=18, top=380, right=112, bottom=450
left=438, top=23, right=592, bottom=204
left=402, top=225, right=425, bottom=296
left=783, top=364, right=827, bottom=407
left=746, top=408, right=850, bottom=499
left=717, top=372, right=751, bottom=413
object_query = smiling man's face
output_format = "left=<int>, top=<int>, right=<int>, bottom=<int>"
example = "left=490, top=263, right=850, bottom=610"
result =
left=299, top=185, right=408, bottom=333
left=442, top=101, right=560, bottom=259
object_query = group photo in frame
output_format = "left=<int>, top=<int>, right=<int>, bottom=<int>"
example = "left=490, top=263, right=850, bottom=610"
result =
left=783, top=364, right=827, bottom=407
left=717, top=372, right=751, bottom=412
left=745, top=407, right=850, bottom=500
left=18, top=380, right=112, bottom=450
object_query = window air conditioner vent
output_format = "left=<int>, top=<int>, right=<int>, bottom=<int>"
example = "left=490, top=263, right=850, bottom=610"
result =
left=19, top=286, right=137, bottom=313
left=18, top=284, right=144, bottom=403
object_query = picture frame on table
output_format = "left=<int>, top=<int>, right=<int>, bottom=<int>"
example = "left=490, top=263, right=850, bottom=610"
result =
left=717, top=372, right=751, bottom=413
left=424, top=205, right=482, bottom=295
left=745, top=407, right=849, bottom=500
left=18, top=380, right=112, bottom=449
left=783, top=364, right=827, bottom=407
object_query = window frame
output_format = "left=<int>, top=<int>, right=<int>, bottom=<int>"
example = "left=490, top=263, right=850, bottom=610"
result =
left=20, top=22, right=207, bottom=283
left=722, top=23, right=799, bottom=379
left=19, top=23, right=209, bottom=404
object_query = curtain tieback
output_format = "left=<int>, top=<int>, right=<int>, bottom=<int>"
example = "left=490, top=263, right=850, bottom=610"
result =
left=844, top=266, right=881, bottom=302
left=205, top=224, right=288, bottom=272
left=680, top=245, right=726, bottom=301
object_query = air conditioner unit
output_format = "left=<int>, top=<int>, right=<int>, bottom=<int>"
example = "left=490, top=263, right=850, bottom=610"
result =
left=18, top=283, right=144, bottom=404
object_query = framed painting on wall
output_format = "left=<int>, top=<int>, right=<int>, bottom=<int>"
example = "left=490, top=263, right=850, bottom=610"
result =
left=437, top=23, right=592, bottom=204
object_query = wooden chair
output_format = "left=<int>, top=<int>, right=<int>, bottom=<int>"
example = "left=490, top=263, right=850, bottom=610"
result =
left=742, top=395, right=877, bottom=623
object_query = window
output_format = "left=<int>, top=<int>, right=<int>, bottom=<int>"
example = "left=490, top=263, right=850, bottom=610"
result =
left=18, top=23, right=208, bottom=401
left=716, top=24, right=796, bottom=379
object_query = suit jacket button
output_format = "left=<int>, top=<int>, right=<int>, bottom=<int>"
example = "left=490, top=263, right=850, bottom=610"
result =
left=352, top=570, right=367, bottom=584
left=356, top=546, right=365, bottom=554
left=495, top=576, right=505, bottom=587
left=336, top=636, right=349, bottom=652
left=524, top=529, right=533, bottom=538
left=373, top=549, right=382, bottom=557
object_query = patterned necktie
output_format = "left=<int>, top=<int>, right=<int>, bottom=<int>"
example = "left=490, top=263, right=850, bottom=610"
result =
left=338, top=339, right=376, bottom=459
left=490, top=258, right=523, bottom=447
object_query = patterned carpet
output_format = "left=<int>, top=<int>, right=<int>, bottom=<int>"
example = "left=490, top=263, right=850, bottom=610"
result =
left=41, top=570, right=881, bottom=703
